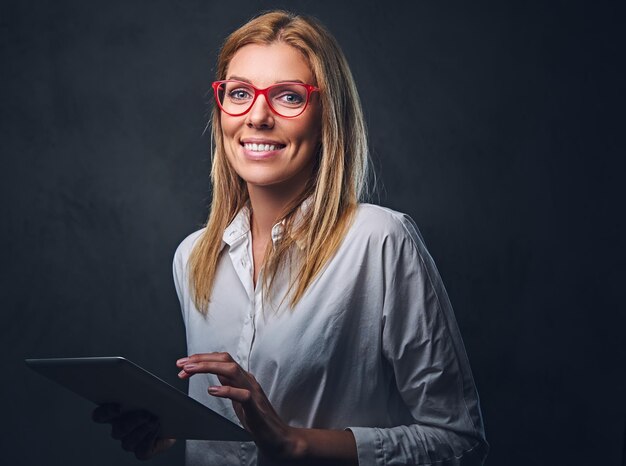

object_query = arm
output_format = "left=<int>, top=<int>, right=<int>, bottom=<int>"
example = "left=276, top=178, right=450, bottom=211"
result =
left=347, top=214, right=488, bottom=465
left=173, top=230, right=357, bottom=463
left=172, top=218, right=487, bottom=465
left=177, top=353, right=358, bottom=465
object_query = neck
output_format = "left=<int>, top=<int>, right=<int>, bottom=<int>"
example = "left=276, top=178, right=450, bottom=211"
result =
left=247, top=185, right=304, bottom=239
left=247, top=171, right=312, bottom=239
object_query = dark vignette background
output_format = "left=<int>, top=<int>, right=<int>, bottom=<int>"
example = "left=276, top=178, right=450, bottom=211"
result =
left=1, top=1, right=624, bottom=465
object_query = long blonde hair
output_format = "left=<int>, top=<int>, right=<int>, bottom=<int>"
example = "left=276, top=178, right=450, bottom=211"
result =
left=189, top=10, right=369, bottom=313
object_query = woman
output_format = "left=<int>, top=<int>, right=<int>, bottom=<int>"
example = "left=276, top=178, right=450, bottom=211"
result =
left=94, top=10, right=488, bottom=466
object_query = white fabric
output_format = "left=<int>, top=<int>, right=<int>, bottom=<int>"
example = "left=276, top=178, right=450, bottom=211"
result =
left=173, top=203, right=488, bottom=466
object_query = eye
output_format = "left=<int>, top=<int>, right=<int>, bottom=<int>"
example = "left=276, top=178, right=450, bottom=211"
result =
left=273, top=90, right=305, bottom=107
left=281, top=92, right=304, bottom=104
left=228, top=88, right=253, bottom=101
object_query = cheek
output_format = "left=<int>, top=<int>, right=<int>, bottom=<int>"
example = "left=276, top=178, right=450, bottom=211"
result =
left=220, top=116, right=236, bottom=139
left=303, top=108, right=322, bottom=145
left=219, top=118, right=243, bottom=158
left=293, top=115, right=321, bottom=148
left=220, top=111, right=245, bottom=136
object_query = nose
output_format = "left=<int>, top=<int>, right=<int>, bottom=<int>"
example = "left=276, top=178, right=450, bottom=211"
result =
left=245, top=94, right=275, bottom=129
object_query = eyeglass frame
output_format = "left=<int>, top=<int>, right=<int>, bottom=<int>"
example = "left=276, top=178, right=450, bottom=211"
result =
left=211, top=80, right=320, bottom=119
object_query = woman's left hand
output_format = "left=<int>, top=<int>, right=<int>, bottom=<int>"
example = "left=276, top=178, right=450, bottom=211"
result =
left=176, top=352, right=300, bottom=460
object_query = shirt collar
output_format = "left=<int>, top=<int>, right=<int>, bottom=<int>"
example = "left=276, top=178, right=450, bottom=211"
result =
left=222, top=197, right=313, bottom=249
left=222, top=205, right=251, bottom=247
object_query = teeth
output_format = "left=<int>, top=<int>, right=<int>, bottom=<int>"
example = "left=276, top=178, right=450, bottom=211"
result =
left=244, top=143, right=279, bottom=152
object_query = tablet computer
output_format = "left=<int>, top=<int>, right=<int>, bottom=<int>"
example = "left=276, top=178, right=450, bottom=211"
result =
left=25, top=356, right=251, bottom=441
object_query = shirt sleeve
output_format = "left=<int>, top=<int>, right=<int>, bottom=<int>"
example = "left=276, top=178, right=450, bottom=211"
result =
left=172, top=229, right=205, bottom=324
left=172, top=241, right=186, bottom=316
left=348, top=214, right=488, bottom=466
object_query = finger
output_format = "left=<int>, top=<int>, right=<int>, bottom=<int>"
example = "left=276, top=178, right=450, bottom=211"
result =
left=135, top=421, right=161, bottom=460
left=120, top=417, right=158, bottom=453
left=177, top=353, right=238, bottom=379
left=178, top=371, right=237, bottom=389
left=177, top=352, right=234, bottom=367
left=208, top=385, right=252, bottom=404
left=181, top=361, right=242, bottom=379
left=134, top=422, right=160, bottom=460
left=110, top=411, right=152, bottom=440
left=92, top=403, right=120, bottom=423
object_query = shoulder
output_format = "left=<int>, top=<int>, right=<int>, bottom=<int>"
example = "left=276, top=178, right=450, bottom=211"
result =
left=350, top=203, right=426, bottom=250
left=350, top=205, right=447, bottom=301
left=173, top=228, right=206, bottom=265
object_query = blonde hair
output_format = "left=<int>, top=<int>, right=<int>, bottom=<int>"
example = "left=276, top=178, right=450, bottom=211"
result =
left=189, top=10, right=369, bottom=313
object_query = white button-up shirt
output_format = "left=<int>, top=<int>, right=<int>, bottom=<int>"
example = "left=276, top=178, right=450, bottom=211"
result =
left=173, top=203, right=488, bottom=466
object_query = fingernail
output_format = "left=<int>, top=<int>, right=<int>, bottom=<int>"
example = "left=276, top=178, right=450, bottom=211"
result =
left=184, top=363, right=196, bottom=370
left=177, top=370, right=186, bottom=378
left=177, top=357, right=189, bottom=365
left=208, top=386, right=219, bottom=394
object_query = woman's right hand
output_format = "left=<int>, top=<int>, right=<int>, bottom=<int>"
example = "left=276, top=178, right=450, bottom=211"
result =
left=92, top=403, right=175, bottom=460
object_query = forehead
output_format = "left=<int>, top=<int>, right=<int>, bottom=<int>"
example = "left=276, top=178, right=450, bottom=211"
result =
left=226, top=42, right=314, bottom=87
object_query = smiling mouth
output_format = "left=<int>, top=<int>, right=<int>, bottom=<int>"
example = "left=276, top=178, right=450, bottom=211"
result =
left=242, top=142, right=286, bottom=152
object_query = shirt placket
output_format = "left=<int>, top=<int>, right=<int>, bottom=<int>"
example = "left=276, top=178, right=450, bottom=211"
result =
left=230, top=232, right=258, bottom=371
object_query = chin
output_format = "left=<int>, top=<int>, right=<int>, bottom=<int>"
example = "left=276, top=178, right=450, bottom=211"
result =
left=237, top=165, right=289, bottom=186
left=243, top=176, right=287, bottom=188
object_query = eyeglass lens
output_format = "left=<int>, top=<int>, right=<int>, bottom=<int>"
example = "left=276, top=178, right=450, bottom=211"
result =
left=216, top=81, right=309, bottom=117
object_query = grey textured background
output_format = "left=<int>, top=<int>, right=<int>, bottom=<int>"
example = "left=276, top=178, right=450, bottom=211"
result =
left=1, top=1, right=624, bottom=465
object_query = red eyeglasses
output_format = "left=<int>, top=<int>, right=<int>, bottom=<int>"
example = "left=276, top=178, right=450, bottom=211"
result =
left=212, top=80, right=319, bottom=118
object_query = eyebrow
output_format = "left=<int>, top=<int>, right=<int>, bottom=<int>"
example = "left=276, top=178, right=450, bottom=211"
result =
left=226, top=75, right=306, bottom=84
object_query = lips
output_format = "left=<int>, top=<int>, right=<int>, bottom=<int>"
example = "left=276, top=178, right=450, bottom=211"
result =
left=240, top=139, right=286, bottom=153
left=239, top=139, right=286, bottom=160
left=243, top=142, right=282, bottom=152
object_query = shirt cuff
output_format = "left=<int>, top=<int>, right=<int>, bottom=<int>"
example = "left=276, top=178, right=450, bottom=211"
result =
left=345, top=426, right=384, bottom=466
